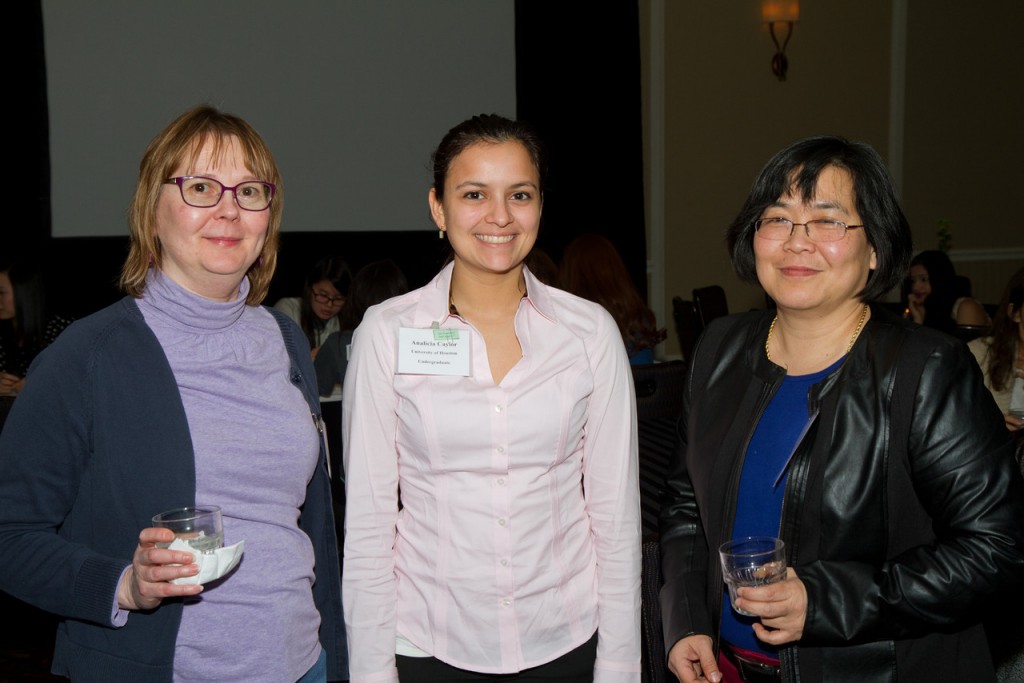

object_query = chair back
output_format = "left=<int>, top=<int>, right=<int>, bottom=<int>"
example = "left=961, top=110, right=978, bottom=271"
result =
left=692, top=285, right=729, bottom=328
left=953, top=325, right=987, bottom=343
left=631, top=361, right=685, bottom=537
left=671, top=297, right=701, bottom=362
left=631, top=362, right=683, bottom=683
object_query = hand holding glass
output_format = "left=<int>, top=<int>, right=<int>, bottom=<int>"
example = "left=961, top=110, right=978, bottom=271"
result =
left=152, top=505, right=224, bottom=554
left=719, top=536, right=787, bottom=617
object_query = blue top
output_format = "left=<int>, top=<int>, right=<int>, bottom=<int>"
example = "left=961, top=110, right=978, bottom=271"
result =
left=628, top=347, right=655, bottom=365
left=721, top=356, right=844, bottom=656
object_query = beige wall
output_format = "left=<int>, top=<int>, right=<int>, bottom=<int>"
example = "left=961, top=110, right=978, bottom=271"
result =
left=903, top=0, right=1024, bottom=254
left=646, top=0, right=1023, bottom=357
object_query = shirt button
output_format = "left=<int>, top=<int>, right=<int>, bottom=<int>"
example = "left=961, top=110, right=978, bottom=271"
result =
left=497, top=446, right=505, bottom=453
left=500, top=559, right=509, bottom=567
left=495, top=405, right=503, bottom=413
left=498, top=518, right=506, bottom=526
left=502, top=599, right=511, bottom=607
left=497, top=478, right=505, bottom=486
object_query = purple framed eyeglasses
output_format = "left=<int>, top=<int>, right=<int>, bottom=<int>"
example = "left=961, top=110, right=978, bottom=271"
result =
left=166, top=176, right=276, bottom=211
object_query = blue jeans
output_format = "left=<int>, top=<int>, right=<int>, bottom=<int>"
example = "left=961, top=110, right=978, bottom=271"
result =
left=296, top=647, right=327, bottom=683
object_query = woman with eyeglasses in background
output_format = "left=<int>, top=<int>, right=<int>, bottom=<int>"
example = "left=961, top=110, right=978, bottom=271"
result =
left=0, top=106, right=345, bottom=683
left=275, top=255, right=353, bottom=361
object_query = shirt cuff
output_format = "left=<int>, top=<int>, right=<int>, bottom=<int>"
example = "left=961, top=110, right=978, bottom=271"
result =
left=110, top=565, right=131, bottom=627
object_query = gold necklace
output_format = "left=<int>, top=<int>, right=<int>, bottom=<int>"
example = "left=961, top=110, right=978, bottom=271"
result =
left=766, top=304, right=869, bottom=363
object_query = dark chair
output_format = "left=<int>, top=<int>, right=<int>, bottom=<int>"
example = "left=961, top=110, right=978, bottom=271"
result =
left=631, top=361, right=685, bottom=537
left=692, top=285, right=729, bottom=328
left=631, top=362, right=685, bottom=683
left=671, top=297, right=701, bottom=363
left=952, top=325, right=987, bottom=343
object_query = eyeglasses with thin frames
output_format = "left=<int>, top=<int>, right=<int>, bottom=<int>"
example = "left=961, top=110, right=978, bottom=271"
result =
left=312, top=291, right=345, bottom=306
left=166, top=176, right=276, bottom=211
left=754, top=217, right=864, bottom=242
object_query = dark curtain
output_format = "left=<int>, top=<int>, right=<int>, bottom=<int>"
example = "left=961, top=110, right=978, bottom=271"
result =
left=16, top=0, right=49, bottom=257
left=514, top=1, right=648, bottom=297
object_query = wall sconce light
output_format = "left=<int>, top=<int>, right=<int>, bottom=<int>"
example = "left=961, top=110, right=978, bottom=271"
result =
left=762, top=1, right=799, bottom=81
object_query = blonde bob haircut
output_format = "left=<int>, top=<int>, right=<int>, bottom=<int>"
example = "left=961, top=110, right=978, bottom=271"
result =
left=120, top=105, right=283, bottom=305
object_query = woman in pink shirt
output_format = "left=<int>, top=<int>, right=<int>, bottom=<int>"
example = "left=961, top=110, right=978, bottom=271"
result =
left=342, top=114, right=642, bottom=682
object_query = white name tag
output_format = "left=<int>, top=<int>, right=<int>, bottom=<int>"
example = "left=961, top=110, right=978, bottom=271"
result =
left=397, top=327, right=470, bottom=376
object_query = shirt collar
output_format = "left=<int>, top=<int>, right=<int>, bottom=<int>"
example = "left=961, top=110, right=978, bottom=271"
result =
left=520, top=266, right=557, bottom=324
left=413, top=262, right=559, bottom=327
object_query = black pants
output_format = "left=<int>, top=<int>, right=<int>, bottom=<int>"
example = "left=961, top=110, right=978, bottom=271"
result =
left=396, top=631, right=597, bottom=682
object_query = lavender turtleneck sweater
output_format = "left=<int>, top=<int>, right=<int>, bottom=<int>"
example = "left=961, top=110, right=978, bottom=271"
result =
left=138, top=271, right=321, bottom=682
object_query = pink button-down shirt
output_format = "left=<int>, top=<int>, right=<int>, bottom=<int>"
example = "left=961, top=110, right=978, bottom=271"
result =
left=342, top=264, right=641, bottom=682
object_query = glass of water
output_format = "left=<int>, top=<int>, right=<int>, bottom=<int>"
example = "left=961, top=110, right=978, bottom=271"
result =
left=719, top=536, right=787, bottom=617
left=152, top=505, right=224, bottom=554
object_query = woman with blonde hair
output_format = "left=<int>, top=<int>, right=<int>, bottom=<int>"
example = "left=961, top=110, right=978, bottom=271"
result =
left=0, top=106, right=345, bottom=682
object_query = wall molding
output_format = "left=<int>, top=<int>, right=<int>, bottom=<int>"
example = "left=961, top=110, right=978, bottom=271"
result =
left=948, top=247, right=1024, bottom=262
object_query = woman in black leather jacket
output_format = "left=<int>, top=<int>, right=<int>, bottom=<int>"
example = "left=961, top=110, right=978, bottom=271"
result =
left=659, top=137, right=1024, bottom=683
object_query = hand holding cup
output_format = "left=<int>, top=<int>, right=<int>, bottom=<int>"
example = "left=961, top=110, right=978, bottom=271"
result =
left=719, top=536, right=786, bottom=617
left=152, top=505, right=224, bottom=554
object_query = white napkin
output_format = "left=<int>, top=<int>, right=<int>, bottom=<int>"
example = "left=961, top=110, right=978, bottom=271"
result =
left=167, top=538, right=245, bottom=585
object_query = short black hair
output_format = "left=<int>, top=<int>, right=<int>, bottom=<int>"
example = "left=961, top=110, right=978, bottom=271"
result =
left=726, top=136, right=912, bottom=302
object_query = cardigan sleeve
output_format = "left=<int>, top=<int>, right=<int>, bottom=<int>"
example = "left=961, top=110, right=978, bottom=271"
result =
left=0, top=319, right=141, bottom=626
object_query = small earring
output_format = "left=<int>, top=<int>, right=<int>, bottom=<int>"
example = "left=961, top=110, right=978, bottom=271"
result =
left=438, top=228, right=445, bottom=240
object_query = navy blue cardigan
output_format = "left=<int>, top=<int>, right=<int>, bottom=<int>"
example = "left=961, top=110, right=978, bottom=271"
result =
left=0, top=297, right=347, bottom=682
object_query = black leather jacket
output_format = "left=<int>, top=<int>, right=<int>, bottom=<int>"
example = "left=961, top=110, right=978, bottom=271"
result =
left=659, top=306, right=1024, bottom=683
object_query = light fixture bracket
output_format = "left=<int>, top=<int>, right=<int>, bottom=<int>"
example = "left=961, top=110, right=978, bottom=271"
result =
left=762, top=1, right=799, bottom=82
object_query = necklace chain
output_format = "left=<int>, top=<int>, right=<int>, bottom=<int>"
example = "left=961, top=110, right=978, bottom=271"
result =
left=765, top=304, right=869, bottom=364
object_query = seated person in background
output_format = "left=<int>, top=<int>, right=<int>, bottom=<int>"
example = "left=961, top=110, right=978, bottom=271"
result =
left=906, top=249, right=989, bottom=331
left=0, top=259, right=73, bottom=427
left=314, top=259, right=408, bottom=399
left=559, top=233, right=666, bottom=364
left=969, top=267, right=1024, bottom=435
left=274, top=254, right=351, bottom=359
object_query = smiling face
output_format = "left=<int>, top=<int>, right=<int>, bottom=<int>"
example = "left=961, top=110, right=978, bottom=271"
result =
left=429, top=141, right=542, bottom=281
left=754, top=165, right=877, bottom=315
left=155, top=135, right=269, bottom=301
left=908, top=264, right=931, bottom=302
